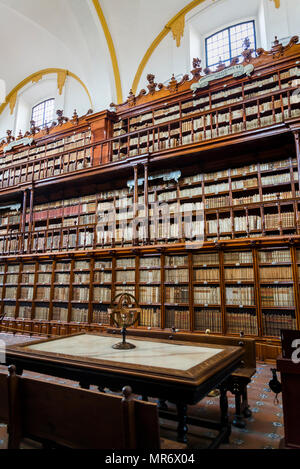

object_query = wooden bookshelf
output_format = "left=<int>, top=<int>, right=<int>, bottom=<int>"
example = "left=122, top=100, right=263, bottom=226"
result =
left=1, top=37, right=300, bottom=358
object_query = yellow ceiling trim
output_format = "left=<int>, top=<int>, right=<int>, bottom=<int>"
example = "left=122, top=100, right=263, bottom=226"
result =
left=131, top=0, right=208, bottom=95
left=0, top=68, right=93, bottom=116
left=270, top=0, right=281, bottom=7
left=92, top=0, right=123, bottom=104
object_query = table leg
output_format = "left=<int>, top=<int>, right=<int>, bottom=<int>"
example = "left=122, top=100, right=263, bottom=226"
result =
left=233, top=392, right=246, bottom=429
left=176, top=402, right=188, bottom=443
left=219, top=384, right=231, bottom=444
left=242, top=387, right=252, bottom=418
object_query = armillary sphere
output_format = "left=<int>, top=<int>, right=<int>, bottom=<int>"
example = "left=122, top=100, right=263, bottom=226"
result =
left=108, top=293, right=141, bottom=350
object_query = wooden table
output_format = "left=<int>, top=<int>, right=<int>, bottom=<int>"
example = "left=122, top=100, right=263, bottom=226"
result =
left=5, top=332, right=244, bottom=445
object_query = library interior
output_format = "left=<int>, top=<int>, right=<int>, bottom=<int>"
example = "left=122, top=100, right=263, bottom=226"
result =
left=0, top=0, right=299, bottom=451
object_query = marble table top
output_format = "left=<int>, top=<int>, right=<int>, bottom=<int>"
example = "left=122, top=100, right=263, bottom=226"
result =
left=25, top=334, right=223, bottom=372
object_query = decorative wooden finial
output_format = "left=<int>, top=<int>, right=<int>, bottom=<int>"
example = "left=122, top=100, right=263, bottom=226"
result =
left=72, top=109, right=79, bottom=125
left=6, top=130, right=15, bottom=143
left=8, top=364, right=17, bottom=377
left=127, top=89, right=136, bottom=107
left=122, top=385, right=132, bottom=401
left=30, top=120, right=40, bottom=135
left=167, top=74, right=178, bottom=93
left=146, top=74, right=157, bottom=95
left=191, top=57, right=202, bottom=80
left=56, top=110, right=68, bottom=125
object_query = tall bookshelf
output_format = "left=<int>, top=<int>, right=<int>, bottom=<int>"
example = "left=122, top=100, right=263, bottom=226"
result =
left=1, top=37, right=300, bottom=358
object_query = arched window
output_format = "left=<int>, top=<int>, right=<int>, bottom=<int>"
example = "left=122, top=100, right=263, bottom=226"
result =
left=205, top=21, right=256, bottom=71
left=31, top=99, right=54, bottom=128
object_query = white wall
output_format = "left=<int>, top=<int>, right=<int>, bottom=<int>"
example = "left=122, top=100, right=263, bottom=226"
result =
left=137, top=0, right=300, bottom=91
left=0, top=74, right=91, bottom=141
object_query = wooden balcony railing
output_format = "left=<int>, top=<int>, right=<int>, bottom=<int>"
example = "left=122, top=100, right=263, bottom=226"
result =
left=0, top=85, right=299, bottom=193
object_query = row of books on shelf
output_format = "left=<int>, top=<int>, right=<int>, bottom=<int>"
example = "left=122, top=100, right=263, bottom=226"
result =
left=225, top=286, right=255, bottom=305
left=260, top=286, right=294, bottom=307
left=194, top=286, right=220, bottom=304
left=112, top=66, right=299, bottom=138
left=0, top=131, right=91, bottom=169
left=165, top=308, right=190, bottom=330
left=262, top=311, right=297, bottom=337
left=165, top=286, right=189, bottom=304
left=1, top=304, right=299, bottom=337
left=194, top=308, right=222, bottom=333
left=139, top=287, right=160, bottom=303
left=226, top=309, right=258, bottom=335
left=224, top=267, right=254, bottom=281
left=139, top=308, right=161, bottom=327
left=114, top=95, right=298, bottom=146
left=259, top=266, right=292, bottom=281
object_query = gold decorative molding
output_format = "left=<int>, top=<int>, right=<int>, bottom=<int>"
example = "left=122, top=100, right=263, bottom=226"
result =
left=9, top=93, right=17, bottom=115
left=57, top=70, right=67, bottom=95
left=169, top=14, right=185, bottom=47
left=31, top=73, right=43, bottom=84
left=0, top=68, right=93, bottom=116
left=92, top=0, right=123, bottom=104
left=131, top=0, right=207, bottom=95
left=270, top=0, right=281, bottom=8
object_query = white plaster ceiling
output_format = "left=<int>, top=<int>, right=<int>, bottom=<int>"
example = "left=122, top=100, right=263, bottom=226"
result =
left=0, top=0, right=297, bottom=122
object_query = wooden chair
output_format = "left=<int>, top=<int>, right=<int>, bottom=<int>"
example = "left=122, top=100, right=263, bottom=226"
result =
left=3, top=365, right=183, bottom=449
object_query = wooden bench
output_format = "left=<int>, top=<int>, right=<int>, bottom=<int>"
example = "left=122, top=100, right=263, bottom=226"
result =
left=107, top=328, right=256, bottom=428
left=0, top=365, right=185, bottom=449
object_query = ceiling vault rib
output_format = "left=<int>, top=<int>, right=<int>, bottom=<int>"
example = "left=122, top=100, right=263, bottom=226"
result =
left=131, top=0, right=208, bottom=96
left=92, top=0, right=123, bottom=104
left=0, top=69, right=93, bottom=116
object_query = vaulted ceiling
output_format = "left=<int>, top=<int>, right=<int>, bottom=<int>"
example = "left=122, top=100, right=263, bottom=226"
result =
left=0, top=0, right=293, bottom=120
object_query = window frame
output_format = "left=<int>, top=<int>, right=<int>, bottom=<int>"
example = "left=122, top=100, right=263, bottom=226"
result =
left=205, top=20, right=257, bottom=70
left=31, top=98, right=55, bottom=128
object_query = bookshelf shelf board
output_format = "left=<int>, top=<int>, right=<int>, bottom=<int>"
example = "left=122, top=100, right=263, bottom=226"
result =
left=139, top=282, right=161, bottom=286
left=70, top=300, right=89, bottom=304
left=193, top=281, right=220, bottom=285
left=225, top=304, right=256, bottom=308
left=224, top=281, right=255, bottom=285
left=261, top=306, right=295, bottom=309
left=92, top=282, right=112, bottom=286
left=259, top=280, right=293, bottom=284
left=194, top=303, right=221, bottom=308
left=92, top=301, right=111, bottom=304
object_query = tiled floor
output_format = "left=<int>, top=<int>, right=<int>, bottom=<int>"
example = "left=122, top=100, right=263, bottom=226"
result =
left=0, top=333, right=284, bottom=450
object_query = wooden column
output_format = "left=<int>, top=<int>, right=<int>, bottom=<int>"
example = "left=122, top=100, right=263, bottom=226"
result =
left=133, top=165, right=138, bottom=245
left=27, top=187, right=34, bottom=254
left=144, top=163, right=149, bottom=244
left=20, top=189, right=27, bottom=254
left=294, top=131, right=300, bottom=187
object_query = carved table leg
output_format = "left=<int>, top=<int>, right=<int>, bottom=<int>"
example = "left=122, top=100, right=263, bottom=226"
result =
left=176, top=402, right=188, bottom=443
left=229, top=377, right=246, bottom=428
left=242, top=386, right=252, bottom=418
left=219, top=384, right=231, bottom=444
left=233, top=392, right=246, bottom=429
